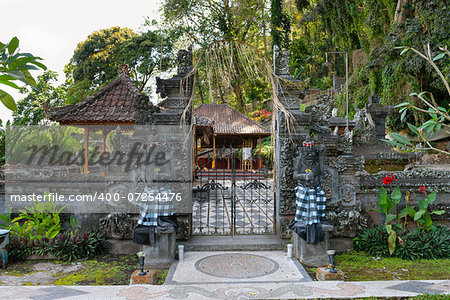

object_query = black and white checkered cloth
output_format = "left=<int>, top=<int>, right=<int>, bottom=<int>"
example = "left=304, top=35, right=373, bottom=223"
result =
left=138, top=187, right=174, bottom=226
left=294, top=185, right=326, bottom=225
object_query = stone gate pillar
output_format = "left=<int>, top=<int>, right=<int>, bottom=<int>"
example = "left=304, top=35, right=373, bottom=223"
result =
left=273, top=48, right=366, bottom=251
left=274, top=47, right=311, bottom=238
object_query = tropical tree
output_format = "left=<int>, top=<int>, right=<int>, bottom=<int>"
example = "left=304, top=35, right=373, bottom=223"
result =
left=0, top=37, right=47, bottom=110
left=115, top=29, right=175, bottom=93
left=162, top=0, right=269, bottom=47
left=161, top=0, right=271, bottom=113
left=270, top=0, right=291, bottom=49
left=66, top=27, right=136, bottom=88
left=64, top=26, right=176, bottom=103
left=64, top=27, right=136, bottom=103
left=13, top=71, right=66, bottom=125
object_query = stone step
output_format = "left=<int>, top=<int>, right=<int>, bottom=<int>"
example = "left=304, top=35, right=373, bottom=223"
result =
left=184, top=235, right=286, bottom=252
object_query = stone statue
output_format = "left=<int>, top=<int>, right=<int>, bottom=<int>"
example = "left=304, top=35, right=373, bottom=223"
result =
left=290, top=136, right=328, bottom=244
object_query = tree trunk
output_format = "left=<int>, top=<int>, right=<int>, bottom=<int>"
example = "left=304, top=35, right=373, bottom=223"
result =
left=262, top=0, right=268, bottom=55
left=394, top=0, right=409, bottom=23
left=232, top=48, right=245, bottom=114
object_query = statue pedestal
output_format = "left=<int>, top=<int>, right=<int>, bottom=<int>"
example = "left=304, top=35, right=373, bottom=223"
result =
left=143, top=231, right=176, bottom=269
left=0, top=230, right=9, bottom=269
left=293, top=224, right=333, bottom=267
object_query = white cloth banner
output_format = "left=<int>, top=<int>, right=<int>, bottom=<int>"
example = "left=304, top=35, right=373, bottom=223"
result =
left=243, top=147, right=252, bottom=160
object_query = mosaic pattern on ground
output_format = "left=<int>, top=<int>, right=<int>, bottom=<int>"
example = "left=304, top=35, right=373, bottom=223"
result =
left=194, top=253, right=278, bottom=278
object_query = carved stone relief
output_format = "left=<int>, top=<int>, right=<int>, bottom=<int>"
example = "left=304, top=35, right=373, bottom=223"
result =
left=339, top=184, right=356, bottom=207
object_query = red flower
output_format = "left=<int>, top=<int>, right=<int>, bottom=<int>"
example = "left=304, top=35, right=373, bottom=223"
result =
left=418, top=186, right=426, bottom=192
left=383, top=175, right=395, bottom=185
left=382, top=173, right=397, bottom=185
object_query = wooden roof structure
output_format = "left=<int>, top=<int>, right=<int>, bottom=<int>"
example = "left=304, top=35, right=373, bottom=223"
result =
left=45, top=49, right=195, bottom=174
left=194, top=104, right=270, bottom=137
left=47, top=68, right=147, bottom=125
left=194, top=104, right=271, bottom=169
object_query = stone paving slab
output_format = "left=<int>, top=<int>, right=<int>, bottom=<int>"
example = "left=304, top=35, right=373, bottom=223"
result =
left=166, top=251, right=310, bottom=284
left=0, top=280, right=448, bottom=299
left=0, top=262, right=85, bottom=286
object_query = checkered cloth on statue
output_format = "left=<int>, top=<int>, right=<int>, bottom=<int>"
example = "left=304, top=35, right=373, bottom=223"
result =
left=138, top=186, right=174, bottom=226
left=294, top=185, right=326, bottom=225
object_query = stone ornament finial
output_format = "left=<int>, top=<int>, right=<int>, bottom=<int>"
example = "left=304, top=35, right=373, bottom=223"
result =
left=177, top=46, right=193, bottom=75
left=119, top=63, right=130, bottom=76
left=274, top=46, right=290, bottom=76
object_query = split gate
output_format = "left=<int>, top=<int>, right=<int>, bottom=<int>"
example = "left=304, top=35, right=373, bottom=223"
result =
left=192, top=147, right=275, bottom=235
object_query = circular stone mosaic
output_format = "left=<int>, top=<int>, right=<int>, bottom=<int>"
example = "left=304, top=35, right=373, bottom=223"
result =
left=194, top=253, right=279, bottom=278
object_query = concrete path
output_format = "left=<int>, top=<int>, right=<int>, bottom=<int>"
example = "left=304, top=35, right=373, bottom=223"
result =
left=0, top=250, right=448, bottom=299
left=166, top=251, right=310, bottom=284
left=0, top=280, right=448, bottom=299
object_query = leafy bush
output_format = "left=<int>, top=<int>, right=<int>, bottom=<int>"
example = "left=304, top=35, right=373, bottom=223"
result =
left=373, top=174, right=445, bottom=254
left=252, top=137, right=273, bottom=168
left=7, top=230, right=109, bottom=262
left=353, top=225, right=390, bottom=257
left=354, top=225, right=450, bottom=260
left=50, top=230, right=109, bottom=262
left=7, top=235, right=32, bottom=262
left=9, top=201, right=65, bottom=240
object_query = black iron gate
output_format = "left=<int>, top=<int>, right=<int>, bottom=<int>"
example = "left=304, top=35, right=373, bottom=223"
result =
left=192, top=146, right=274, bottom=235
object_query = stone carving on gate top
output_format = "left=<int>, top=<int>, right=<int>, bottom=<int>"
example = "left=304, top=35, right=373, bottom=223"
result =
left=274, top=46, right=291, bottom=77
left=177, top=46, right=193, bottom=75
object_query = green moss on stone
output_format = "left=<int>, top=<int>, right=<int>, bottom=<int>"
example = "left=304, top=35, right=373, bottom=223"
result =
left=53, top=255, right=138, bottom=286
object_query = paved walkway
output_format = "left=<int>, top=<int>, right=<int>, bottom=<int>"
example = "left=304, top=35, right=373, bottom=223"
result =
left=0, top=280, right=448, bottom=299
left=0, top=251, right=448, bottom=299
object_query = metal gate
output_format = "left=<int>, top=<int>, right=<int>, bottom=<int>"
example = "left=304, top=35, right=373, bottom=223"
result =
left=192, top=146, right=274, bottom=235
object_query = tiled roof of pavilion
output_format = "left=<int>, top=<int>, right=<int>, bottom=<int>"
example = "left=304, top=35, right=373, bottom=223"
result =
left=48, top=70, right=147, bottom=125
left=194, top=104, right=271, bottom=136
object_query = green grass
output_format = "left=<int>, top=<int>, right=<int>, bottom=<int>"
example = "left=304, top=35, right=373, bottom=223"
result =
left=154, top=269, right=168, bottom=285
left=336, top=296, right=449, bottom=300
left=1, top=254, right=170, bottom=286
left=53, top=255, right=138, bottom=285
left=335, top=251, right=450, bottom=281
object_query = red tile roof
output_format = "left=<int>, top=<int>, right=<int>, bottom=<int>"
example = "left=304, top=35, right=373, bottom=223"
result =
left=194, top=104, right=270, bottom=136
left=48, top=73, right=144, bottom=125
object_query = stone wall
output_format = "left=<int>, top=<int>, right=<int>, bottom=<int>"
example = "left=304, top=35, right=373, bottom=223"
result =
left=359, top=169, right=450, bottom=226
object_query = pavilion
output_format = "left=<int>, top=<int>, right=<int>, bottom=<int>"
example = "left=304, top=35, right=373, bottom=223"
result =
left=193, top=104, right=271, bottom=170
left=46, top=66, right=173, bottom=174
